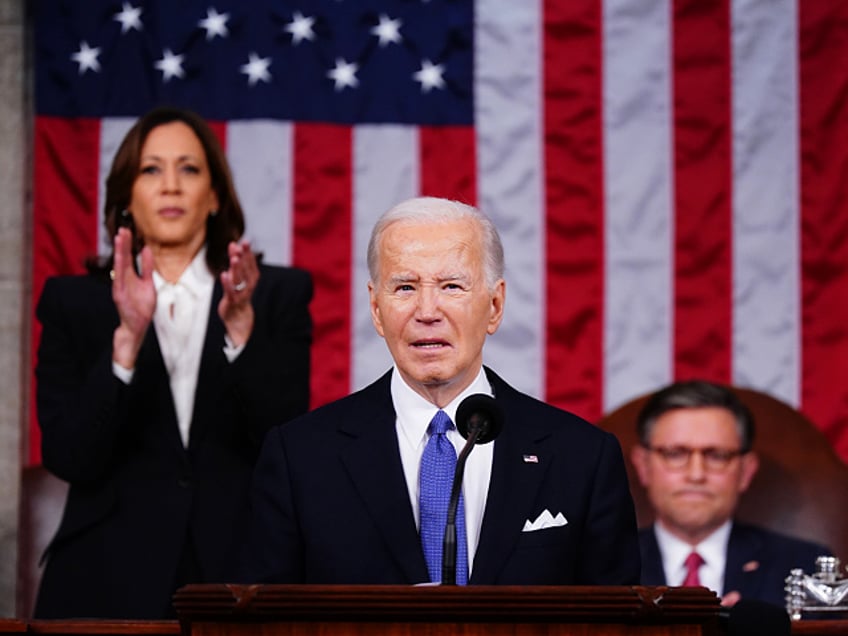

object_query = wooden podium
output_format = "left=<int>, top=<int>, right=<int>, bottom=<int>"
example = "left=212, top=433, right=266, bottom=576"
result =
left=173, top=584, right=723, bottom=635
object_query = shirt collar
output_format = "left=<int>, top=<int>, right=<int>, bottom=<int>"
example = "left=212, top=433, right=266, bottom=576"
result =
left=392, top=366, right=493, bottom=448
left=151, top=246, right=213, bottom=298
left=655, top=518, right=732, bottom=571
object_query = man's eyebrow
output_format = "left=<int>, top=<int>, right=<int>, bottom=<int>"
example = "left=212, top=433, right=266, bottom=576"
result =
left=435, top=273, right=473, bottom=285
left=387, top=274, right=418, bottom=284
left=385, top=273, right=472, bottom=285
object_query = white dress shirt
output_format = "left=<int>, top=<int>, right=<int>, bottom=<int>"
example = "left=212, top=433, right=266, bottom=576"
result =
left=655, top=519, right=732, bottom=595
left=392, top=366, right=494, bottom=575
left=151, top=251, right=214, bottom=447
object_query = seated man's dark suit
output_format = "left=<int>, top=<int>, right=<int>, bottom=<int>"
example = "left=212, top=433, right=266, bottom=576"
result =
left=639, top=522, right=830, bottom=608
left=241, top=367, right=641, bottom=585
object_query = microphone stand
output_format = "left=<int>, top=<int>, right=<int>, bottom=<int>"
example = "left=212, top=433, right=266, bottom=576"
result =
left=441, top=427, right=481, bottom=585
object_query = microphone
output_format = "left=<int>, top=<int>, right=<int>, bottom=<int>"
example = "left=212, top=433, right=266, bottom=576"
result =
left=442, top=394, right=504, bottom=585
left=719, top=600, right=790, bottom=636
left=455, top=393, right=504, bottom=444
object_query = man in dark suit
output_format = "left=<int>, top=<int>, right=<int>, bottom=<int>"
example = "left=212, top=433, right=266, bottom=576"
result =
left=631, top=380, right=830, bottom=608
left=241, top=196, right=640, bottom=586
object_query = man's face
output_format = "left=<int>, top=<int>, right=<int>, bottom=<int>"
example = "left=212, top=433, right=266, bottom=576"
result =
left=368, top=217, right=505, bottom=406
left=631, top=407, right=759, bottom=545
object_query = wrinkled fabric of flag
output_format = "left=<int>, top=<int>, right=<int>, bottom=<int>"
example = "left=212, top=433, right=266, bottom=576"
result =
left=31, top=0, right=848, bottom=465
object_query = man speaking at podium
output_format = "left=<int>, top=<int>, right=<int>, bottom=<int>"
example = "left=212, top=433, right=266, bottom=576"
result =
left=240, top=197, right=640, bottom=586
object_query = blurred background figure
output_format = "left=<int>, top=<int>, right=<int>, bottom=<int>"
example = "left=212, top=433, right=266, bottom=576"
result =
left=33, top=107, right=312, bottom=619
left=631, top=380, right=829, bottom=609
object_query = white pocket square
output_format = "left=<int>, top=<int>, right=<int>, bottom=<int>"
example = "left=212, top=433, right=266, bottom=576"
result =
left=522, top=509, right=568, bottom=532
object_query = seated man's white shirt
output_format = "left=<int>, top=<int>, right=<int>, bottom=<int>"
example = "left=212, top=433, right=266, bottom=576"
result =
left=393, top=366, right=494, bottom=575
left=655, top=519, right=731, bottom=594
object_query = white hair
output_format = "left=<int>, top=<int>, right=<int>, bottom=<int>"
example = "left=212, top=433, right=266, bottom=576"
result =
left=366, top=196, right=505, bottom=289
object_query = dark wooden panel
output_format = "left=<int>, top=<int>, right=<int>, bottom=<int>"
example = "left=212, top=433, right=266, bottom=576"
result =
left=173, top=584, right=723, bottom=636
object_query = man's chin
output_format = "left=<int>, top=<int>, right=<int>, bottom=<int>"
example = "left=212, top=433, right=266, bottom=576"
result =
left=669, top=515, right=720, bottom=536
left=406, top=363, right=455, bottom=386
left=408, top=371, right=465, bottom=398
left=419, top=375, right=451, bottom=387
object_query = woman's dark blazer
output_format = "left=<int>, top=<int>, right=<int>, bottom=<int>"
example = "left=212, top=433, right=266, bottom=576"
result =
left=33, top=263, right=312, bottom=619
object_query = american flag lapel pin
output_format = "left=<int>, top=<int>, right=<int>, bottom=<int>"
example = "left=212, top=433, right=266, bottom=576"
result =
left=523, top=454, right=539, bottom=463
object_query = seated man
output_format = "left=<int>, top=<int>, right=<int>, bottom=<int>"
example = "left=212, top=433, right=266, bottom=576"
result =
left=631, top=380, right=830, bottom=608
left=240, top=196, right=640, bottom=585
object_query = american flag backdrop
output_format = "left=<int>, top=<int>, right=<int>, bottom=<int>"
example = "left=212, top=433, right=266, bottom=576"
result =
left=31, top=0, right=848, bottom=466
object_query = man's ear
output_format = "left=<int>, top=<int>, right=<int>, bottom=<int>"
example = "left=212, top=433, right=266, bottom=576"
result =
left=631, top=445, right=650, bottom=487
left=738, top=451, right=759, bottom=493
left=486, top=279, right=506, bottom=335
left=368, top=281, right=385, bottom=338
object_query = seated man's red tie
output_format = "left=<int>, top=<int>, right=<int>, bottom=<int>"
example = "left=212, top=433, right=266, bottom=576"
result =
left=683, top=551, right=704, bottom=587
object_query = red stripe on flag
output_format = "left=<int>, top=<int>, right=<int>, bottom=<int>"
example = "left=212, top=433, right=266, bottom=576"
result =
left=672, top=0, right=733, bottom=383
left=209, top=120, right=227, bottom=151
left=419, top=126, right=477, bottom=205
left=30, top=116, right=102, bottom=464
left=32, top=117, right=102, bottom=285
left=543, top=0, right=605, bottom=421
left=799, top=2, right=848, bottom=462
left=291, top=123, right=352, bottom=409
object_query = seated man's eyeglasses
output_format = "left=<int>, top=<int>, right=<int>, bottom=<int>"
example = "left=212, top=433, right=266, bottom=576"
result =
left=644, top=445, right=745, bottom=471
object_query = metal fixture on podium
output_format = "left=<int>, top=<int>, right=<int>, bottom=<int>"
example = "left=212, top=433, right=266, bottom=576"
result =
left=785, top=555, right=848, bottom=620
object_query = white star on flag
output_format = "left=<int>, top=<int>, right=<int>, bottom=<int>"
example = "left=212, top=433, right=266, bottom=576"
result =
left=327, top=58, right=359, bottom=91
left=154, top=49, right=185, bottom=82
left=371, top=14, right=402, bottom=47
left=114, top=2, right=142, bottom=34
left=286, top=11, right=316, bottom=45
left=198, top=7, right=229, bottom=40
left=240, top=53, right=272, bottom=86
left=70, top=41, right=101, bottom=74
left=413, top=59, right=445, bottom=92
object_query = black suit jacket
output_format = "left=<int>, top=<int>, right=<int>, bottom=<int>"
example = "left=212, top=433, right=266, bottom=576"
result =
left=33, top=264, right=312, bottom=619
left=639, top=522, right=830, bottom=608
left=240, top=367, right=640, bottom=585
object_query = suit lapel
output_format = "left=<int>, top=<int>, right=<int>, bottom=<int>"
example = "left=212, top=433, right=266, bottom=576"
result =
left=132, top=322, right=188, bottom=454
left=470, top=371, right=553, bottom=583
left=639, top=527, right=668, bottom=585
left=724, top=523, right=764, bottom=598
left=339, top=373, right=430, bottom=584
left=187, top=282, right=226, bottom=451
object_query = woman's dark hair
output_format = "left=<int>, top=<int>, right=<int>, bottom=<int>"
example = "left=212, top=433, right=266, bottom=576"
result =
left=87, top=106, right=245, bottom=275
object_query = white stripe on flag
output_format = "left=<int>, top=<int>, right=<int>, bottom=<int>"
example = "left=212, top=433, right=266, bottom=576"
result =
left=98, top=118, right=136, bottom=257
left=731, top=0, right=801, bottom=406
left=351, top=125, right=418, bottom=391
left=602, top=0, right=675, bottom=412
left=227, top=120, right=294, bottom=266
left=476, top=0, right=545, bottom=399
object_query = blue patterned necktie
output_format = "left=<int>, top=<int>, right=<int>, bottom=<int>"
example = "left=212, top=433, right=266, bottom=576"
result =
left=419, top=409, right=468, bottom=585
